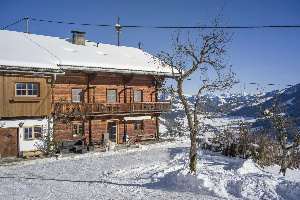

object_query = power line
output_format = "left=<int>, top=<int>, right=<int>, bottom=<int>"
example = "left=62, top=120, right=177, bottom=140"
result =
left=1, top=18, right=25, bottom=30
left=2, top=17, right=299, bottom=31
left=29, top=18, right=300, bottom=29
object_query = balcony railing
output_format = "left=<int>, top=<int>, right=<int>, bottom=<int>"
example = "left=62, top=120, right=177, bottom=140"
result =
left=52, top=102, right=172, bottom=117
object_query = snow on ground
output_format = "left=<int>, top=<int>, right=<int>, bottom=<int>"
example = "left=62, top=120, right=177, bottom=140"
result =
left=0, top=139, right=299, bottom=200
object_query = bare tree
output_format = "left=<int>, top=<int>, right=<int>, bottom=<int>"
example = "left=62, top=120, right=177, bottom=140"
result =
left=156, top=10, right=236, bottom=174
left=260, top=99, right=300, bottom=176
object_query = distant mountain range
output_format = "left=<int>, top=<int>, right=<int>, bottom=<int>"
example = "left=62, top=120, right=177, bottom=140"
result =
left=160, top=83, right=300, bottom=136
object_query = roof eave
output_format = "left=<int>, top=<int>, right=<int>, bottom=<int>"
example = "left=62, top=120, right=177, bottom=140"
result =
left=58, top=64, right=179, bottom=78
left=0, top=65, right=64, bottom=74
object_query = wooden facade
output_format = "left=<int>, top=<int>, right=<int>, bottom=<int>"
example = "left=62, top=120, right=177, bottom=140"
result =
left=0, top=30, right=175, bottom=156
left=0, top=72, right=53, bottom=118
left=52, top=71, right=169, bottom=144
left=55, top=119, right=157, bottom=144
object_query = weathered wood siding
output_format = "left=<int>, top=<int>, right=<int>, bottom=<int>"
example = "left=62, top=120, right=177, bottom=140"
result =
left=55, top=121, right=90, bottom=142
left=55, top=119, right=157, bottom=144
left=53, top=71, right=159, bottom=144
left=53, top=71, right=157, bottom=104
left=0, top=72, right=52, bottom=118
left=0, top=73, right=3, bottom=117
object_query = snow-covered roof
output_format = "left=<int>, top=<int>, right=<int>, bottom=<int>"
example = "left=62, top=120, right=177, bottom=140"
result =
left=0, top=30, right=175, bottom=76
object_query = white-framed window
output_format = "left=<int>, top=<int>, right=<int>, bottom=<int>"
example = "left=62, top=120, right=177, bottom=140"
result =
left=24, top=126, right=42, bottom=140
left=134, top=90, right=142, bottom=102
left=107, top=89, right=117, bottom=103
left=15, top=83, right=39, bottom=97
left=73, top=122, right=83, bottom=136
left=72, top=89, right=83, bottom=102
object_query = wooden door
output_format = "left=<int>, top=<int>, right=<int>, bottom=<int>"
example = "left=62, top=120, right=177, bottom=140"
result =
left=0, top=128, right=18, bottom=159
left=107, top=121, right=118, bottom=144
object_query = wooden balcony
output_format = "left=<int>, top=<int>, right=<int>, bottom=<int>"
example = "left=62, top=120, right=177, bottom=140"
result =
left=52, top=102, right=172, bottom=117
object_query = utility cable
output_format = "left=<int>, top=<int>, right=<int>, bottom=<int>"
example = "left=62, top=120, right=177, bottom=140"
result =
left=29, top=18, right=300, bottom=29
left=1, top=18, right=25, bottom=30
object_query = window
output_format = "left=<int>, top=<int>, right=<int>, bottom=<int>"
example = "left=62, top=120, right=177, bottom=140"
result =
left=24, top=126, right=42, bottom=140
left=135, top=120, right=143, bottom=131
left=107, top=89, right=117, bottom=103
left=73, top=122, right=83, bottom=136
left=72, top=89, right=83, bottom=102
left=16, top=83, right=39, bottom=97
left=134, top=90, right=142, bottom=102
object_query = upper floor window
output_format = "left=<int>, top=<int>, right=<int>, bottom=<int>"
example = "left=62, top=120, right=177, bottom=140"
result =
left=16, top=83, right=39, bottom=97
left=107, top=89, right=117, bottom=103
left=72, top=89, right=83, bottom=102
left=24, top=126, right=42, bottom=140
left=134, top=90, right=142, bottom=102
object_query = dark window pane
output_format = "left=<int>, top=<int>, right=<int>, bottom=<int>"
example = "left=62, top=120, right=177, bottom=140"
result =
left=28, top=90, right=32, bottom=95
left=28, top=84, right=32, bottom=89
left=17, top=90, right=21, bottom=95
left=33, top=84, right=37, bottom=89
left=16, top=84, right=21, bottom=89
left=34, top=133, right=38, bottom=138
left=135, top=120, right=142, bottom=130
left=21, top=84, right=26, bottom=89
left=25, top=128, right=28, bottom=133
left=22, top=90, right=26, bottom=95
left=33, top=90, right=37, bottom=95
left=79, top=92, right=83, bottom=102
left=25, top=133, right=28, bottom=139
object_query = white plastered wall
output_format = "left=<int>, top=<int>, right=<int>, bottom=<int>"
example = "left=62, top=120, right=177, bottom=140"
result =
left=0, top=118, right=50, bottom=154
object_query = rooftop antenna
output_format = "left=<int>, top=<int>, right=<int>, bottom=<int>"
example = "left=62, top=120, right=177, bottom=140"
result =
left=115, top=14, right=122, bottom=46
left=138, top=41, right=142, bottom=49
left=24, top=16, right=29, bottom=33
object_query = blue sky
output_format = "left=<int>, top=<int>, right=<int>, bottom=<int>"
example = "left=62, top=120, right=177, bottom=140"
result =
left=1, top=0, right=299, bottom=94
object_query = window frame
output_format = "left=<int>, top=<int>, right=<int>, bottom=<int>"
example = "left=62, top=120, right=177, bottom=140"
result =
left=23, top=125, right=43, bottom=140
left=15, top=82, right=40, bottom=97
left=107, top=89, right=117, bottom=103
left=134, top=90, right=143, bottom=102
left=72, top=88, right=84, bottom=103
left=134, top=120, right=143, bottom=131
left=73, top=122, right=84, bottom=137
left=106, top=120, right=119, bottom=143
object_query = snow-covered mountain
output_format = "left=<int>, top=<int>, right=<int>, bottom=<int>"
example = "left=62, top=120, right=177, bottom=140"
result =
left=228, top=83, right=300, bottom=127
left=160, top=83, right=300, bottom=137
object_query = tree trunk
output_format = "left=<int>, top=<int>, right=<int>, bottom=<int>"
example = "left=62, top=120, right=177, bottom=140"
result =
left=177, top=81, right=198, bottom=174
left=279, top=131, right=288, bottom=176
left=189, top=128, right=197, bottom=174
left=280, top=148, right=287, bottom=176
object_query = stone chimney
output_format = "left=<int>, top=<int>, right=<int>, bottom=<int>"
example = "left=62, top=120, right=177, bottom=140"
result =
left=71, top=30, right=86, bottom=45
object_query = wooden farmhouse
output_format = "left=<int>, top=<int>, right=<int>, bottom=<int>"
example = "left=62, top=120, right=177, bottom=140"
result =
left=0, top=30, right=176, bottom=159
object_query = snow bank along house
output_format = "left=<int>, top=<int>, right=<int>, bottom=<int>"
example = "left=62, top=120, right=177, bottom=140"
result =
left=0, top=30, right=176, bottom=159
